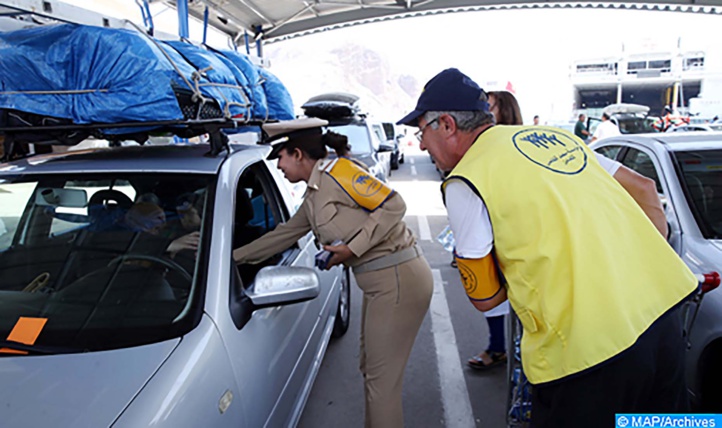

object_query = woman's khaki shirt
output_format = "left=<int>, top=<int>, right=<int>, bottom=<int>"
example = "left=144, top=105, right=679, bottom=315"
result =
left=233, top=158, right=415, bottom=267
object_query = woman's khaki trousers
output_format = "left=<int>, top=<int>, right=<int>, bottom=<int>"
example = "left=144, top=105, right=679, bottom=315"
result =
left=354, top=255, right=433, bottom=428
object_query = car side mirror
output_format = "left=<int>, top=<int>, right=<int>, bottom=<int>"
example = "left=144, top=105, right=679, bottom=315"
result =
left=378, top=143, right=394, bottom=152
left=247, top=266, right=320, bottom=308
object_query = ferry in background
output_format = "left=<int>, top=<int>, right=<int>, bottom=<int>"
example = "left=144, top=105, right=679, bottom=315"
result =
left=571, top=42, right=722, bottom=121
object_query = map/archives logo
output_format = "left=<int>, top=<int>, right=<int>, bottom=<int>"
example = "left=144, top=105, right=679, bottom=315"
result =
left=616, top=414, right=719, bottom=427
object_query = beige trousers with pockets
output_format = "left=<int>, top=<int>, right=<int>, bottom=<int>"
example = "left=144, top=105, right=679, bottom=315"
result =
left=354, top=255, right=433, bottom=428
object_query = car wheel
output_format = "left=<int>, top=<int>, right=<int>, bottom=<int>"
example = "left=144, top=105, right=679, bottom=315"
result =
left=332, top=267, right=351, bottom=338
left=391, top=155, right=399, bottom=170
left=399, top=153, right=404, bottom=164
left=699, top=341, right=722, bottom=411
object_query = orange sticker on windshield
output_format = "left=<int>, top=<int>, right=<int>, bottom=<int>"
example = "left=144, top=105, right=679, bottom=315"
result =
left=0, top=317, right=48, bottom=355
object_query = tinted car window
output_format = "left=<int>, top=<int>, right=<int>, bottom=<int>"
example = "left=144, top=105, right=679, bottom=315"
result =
left=674, top=149, right=722, bottom=239
left=0, top=173, right=214, bottom=353
left=620, top=148, right=663, bottom=193
left=596, top=145, right=623, bottom=161
left=233, top=162, right=292, bottom=288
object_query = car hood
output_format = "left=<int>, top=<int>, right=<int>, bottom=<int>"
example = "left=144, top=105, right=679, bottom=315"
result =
left=0, top=339, right=179, bottom=427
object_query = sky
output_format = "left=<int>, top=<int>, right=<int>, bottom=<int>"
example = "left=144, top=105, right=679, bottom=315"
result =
left=59, top=1, right=722, bottom=122
left=263, top=8, right=722, bottom=123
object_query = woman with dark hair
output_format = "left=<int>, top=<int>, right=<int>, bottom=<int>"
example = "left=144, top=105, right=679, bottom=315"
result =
left=233, top=118, right=433, bottom=428
left=488, top=90, right=523, bottom=126
left=465, top=90, right=521, bottom=370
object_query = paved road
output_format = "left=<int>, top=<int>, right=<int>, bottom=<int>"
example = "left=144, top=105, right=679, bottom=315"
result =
left=299, top=148, right=508, bottom=428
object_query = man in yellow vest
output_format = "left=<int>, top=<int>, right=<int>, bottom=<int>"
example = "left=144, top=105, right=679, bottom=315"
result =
left=398, top=68, right=697, bottom=427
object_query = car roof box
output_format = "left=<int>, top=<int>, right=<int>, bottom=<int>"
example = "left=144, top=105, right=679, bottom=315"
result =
left=603, top=103, right=650, bottom=116
left=302, top=92, right=360, bottom=120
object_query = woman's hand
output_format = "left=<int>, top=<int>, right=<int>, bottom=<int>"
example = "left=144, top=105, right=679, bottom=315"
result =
left=323, top=243, right=353, bottom=269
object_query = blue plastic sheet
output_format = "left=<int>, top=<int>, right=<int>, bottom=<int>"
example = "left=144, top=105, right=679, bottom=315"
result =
left=0, top=23, right=296, bottom=130
left=219, top=50, right=269, bottom=120
left=259, top=68, right=295, bottom=120
left=0, top=24, right=185, bottom=123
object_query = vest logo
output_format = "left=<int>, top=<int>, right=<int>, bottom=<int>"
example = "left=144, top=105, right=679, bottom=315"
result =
left=458, top=262, right=478, bottom=296
left=512, top=129, right=587, bottom=175
left=352, top=172, right=382, bottom=197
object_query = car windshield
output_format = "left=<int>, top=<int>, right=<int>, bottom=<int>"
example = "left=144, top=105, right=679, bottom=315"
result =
left=674, top=149, right=722, bottom=239
left=0, top=173, right=214, bottom=354
left=327, top=123, right=373, bottom=155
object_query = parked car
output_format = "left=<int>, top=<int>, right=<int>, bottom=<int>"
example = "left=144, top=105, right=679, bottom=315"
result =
left=301, top=93, right=393, bottom=182
left=591, top=132, right=722, bottom=411
left=588, top=103, right=659, bottom=135
left=378, top=122, right=405, bottom=170
left=667, top=123, right=722, bottom=133
left=0, top=142, right=350, bottom=427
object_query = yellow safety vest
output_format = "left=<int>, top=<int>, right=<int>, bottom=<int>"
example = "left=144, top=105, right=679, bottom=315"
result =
left=444, top=125, right=697, bottom=384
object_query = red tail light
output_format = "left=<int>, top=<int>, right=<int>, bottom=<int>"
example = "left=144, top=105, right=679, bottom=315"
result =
left=697, top=272, right=720, bottom=294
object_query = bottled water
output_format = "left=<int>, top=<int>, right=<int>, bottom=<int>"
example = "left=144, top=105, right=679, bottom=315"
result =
left=436, top=225, right=455, bottom=253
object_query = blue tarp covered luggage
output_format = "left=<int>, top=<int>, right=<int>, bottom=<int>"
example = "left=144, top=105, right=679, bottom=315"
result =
left=0, top=23, right=295, bottom=134
left=0, top=24, right=186, bottom=124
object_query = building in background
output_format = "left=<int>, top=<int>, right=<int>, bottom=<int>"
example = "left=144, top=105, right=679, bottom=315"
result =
left=571, top=39, right=722, bottom=120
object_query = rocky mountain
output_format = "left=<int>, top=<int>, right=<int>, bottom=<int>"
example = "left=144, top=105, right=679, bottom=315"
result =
left=265, top=42, right=420, bottom=122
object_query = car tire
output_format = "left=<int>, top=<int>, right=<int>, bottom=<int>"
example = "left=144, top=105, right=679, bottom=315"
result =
left=391, top=156, right=399, bottom=170
left=699, top=342, right=722, bottom=411
left=399, top=153, right=404, bottom=164
left=332, top=267, right=351, bottom=338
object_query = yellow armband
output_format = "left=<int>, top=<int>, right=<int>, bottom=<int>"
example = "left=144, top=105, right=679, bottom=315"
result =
left=456, top=254, right=503, bottom=301
left=326, top=158, right=394, bottom=211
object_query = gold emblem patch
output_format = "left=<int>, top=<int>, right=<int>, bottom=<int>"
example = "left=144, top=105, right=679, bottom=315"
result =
left=327, top=158, right=394, bottom=211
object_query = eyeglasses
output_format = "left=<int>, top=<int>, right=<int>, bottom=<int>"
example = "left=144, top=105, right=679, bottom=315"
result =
left=415, top=118, right=438, bottom=141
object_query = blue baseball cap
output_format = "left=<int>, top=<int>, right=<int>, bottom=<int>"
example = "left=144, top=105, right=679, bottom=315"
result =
left=397, top=68, right=489, bottom=126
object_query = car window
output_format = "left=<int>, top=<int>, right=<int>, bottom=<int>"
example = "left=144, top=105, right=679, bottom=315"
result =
left=327, top=123, right=373, bottom=154
left=674, top=148, right=722, bottom=239
left=381, top=123, right=396, bottom=141
left=0, top=173, right=214, bottom=354
left=371, top=123, right=387, bottom=143
left=595, top=145, right=623, bottom=161
left=619, top=148, right=663, bottom=193
left=0, top=181, right=35, bottom=251
left=49, top=180, right=136, bottom=237
left=233, top=162, right=294, bottom=287
left=587, top=118, right=601, bottom=135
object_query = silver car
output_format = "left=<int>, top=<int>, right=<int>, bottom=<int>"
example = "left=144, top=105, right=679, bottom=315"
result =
left=0, top=143, right=350, bottom=427
left=591, top=132, right=722, bottom=411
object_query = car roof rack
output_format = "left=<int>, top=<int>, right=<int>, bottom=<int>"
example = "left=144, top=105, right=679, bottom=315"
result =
left=0, top=117, right=271, bottom=161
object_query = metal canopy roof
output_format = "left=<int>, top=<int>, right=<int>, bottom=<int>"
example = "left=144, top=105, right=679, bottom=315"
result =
left=160, top=0, right=722, bottom=45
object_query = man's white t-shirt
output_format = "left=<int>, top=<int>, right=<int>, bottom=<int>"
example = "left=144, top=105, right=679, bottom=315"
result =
left=445, top=152, right=621, bottom=317
left=592, top=120, right=621, bottom=142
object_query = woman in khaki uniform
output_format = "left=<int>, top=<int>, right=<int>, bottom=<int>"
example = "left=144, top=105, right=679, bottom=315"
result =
left=233, top=118, right=433, bottom=428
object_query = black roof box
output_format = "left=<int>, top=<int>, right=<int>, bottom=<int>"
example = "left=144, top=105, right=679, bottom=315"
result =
left=301, top=92, right=361, bottom=120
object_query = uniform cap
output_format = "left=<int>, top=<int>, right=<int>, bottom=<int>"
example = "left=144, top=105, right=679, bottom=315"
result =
left=262, top=117, right=329, bottom=160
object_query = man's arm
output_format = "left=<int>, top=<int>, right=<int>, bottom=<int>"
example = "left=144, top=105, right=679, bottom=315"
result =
left=473, top=287, right=508, bottom=312
left=445, top=180, right=507, bottom=312
left=456, top=253, right=508, bottom=312
left=613, top=165, right=668, bottom=237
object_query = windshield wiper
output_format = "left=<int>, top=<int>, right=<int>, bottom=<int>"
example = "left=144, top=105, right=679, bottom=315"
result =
left=0, top=340, right=82, bottom=355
